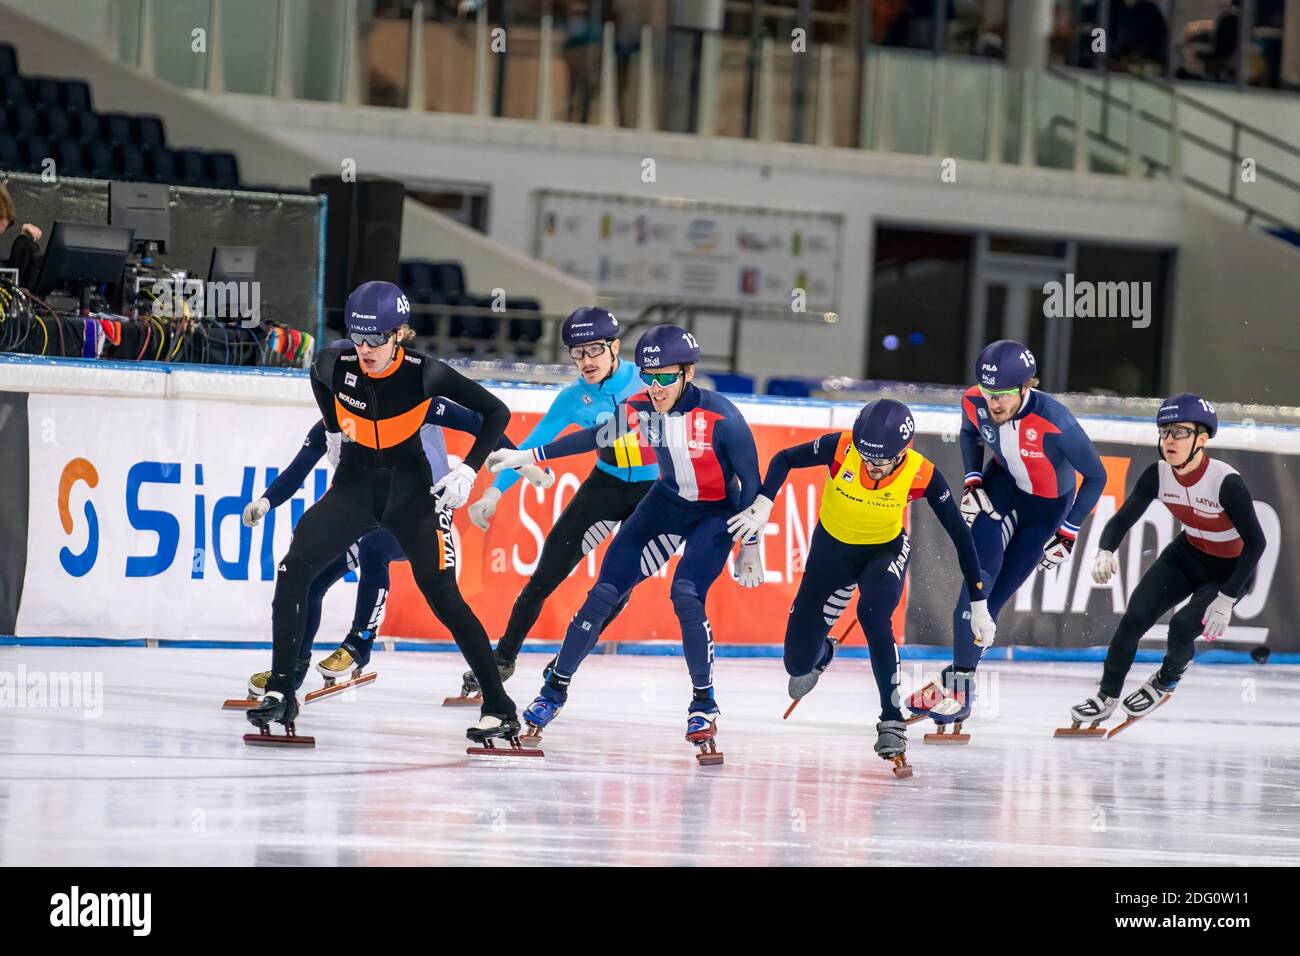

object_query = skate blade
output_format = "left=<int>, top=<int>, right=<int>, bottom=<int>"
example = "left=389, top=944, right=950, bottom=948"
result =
left=466, top=737, right=544, bottom=758
left=782, top=698, right=801, bottom=720
left=519, top=732, right=544, bottom=747
left=1107, top=693, right=1172, bottom=738
left=890, top=756, right=913, bottom=779
left=304, top=671, right=377, bottom=704
left=1054, top=725, right=1108, bottom=738
left=243, top=732, right=315, bottom=748
left=695, top=750, right=725, bottom=766
left=223, top=698, right=258, bottom=710
left=923, top=726, right=970, bottom=744
left=904, top=712, right=930, bottom=725
left=442, top=693, right=483, bottom=707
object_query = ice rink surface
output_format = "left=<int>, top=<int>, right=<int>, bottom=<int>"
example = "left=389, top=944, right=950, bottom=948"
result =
left=2, top=646, right=1298, bottom=867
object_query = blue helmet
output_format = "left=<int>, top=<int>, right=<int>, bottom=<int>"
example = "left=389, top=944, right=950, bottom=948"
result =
left=976, top=339, right=1036, bottom=390
left=344, top=280, right=410, bottom=334
left=1158, top=392, right=1217, bottom=438
left=562, top=307, right=620, bottom=347
left=852, top=399, right=916, bottom=461
left=635, top=324, right=700, bottom=369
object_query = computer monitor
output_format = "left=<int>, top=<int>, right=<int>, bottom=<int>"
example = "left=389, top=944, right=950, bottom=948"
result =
left=207, top=245, right=257, bottom=322
left=34, top=221, right=134, bottom=310
left=109, top=181, right=170, bottom=254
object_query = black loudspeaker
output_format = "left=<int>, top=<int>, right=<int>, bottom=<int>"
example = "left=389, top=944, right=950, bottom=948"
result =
left=310, top=174, right=406, bottom=330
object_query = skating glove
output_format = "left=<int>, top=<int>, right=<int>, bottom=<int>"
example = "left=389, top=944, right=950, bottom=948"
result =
left=969, top=599, right=997, bottom=648
left=959, top=478, right=1001, bottom=527
left=487, top=448, right=538, bottom=474
left=1201, top=591, right=1235, bottom=641
left=432, top=462, right=477, bottom=511
left=468, top=486, right=502, bottom=531
left=325, top=430, right=342, bottom=469
left=735, top=538, right=764, bottom=588
left=1091, top=548, right=1118, bottom=584
left=726, top=494, right=774, bottom=543
left=1038, top=528, right=1077, bottom=571
left=241, top=496, right=271, bottom=528
left=518, top=462, right=556, bottom=491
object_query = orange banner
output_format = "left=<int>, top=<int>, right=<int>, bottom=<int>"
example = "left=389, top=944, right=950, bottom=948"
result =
left=383, top=418, right=911, bottom=646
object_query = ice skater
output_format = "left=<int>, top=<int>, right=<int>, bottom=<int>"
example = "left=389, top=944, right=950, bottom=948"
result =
left=449, top=307, right=658, bottom=704
left=244, top=280, right=525, bottom=752
left=486, top=324, right=762, bottom=764
left=908, top=340, right=1105, bottom=739
left=1061, top=394, right=1266, bottom=737
left=728, top=399, right=994, bottom=771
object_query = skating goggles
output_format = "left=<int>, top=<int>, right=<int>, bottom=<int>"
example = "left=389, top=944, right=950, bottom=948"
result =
left=864, top=452, right=905, bottom=469
left=1159, top=425, right=1197, bottom=441
left=978, top=385, right=1022, bottom=400
left=640, top=370, right=683, bottom=388
left=568, top=342, right=610, bottom=360
left=350, top=330, right=395, bottom=348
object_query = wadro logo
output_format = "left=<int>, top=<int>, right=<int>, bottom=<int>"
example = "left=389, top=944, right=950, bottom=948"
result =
left=50, top=886, right=151, bottom=936
left=1042, top=273, right=1152, bottom=329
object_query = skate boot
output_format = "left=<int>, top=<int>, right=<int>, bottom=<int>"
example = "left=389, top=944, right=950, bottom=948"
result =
left=444, top=650, right=517, bottom=707
left=306, top=628, right=378, bottom=704
left=1109, top=671, right=1176, bottom=738
left=687, top=687, right=724, bottom=766
left=924, top=667, right=975, bottom=744
left=783, top=636, right=838, bottom=719
left=1055, top=690, right=1117, bottom=738
left=225, top=656, right=310, bottom=710
left=875, top=719, right=911, bottom=778
left=466, top=713, right=543, bottom=758
left=520, top=671, right=571, bottom=745
left=243, top=676, right=314, bottom=747
left=904, top=665, right=954, bottom=724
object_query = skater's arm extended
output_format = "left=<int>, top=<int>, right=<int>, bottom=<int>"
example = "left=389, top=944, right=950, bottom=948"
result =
left=534, top=393, right=633, bottom=461
left=425, top=397, right=519, bottom=451
left=310, top=348, right=342, bottom=433
left=422, top=361, right=510, bottom=471
left=1219, top=475, right=1266, bottom=599
left=758, top=432, right=838, bottom=499
left=924, top=469, right=985, bottom=595
left=716, top=415, right=761, bottom=510
left=1058, top=423, right=1107, bottom=536
left=1098, top=463, right=1159, bottom=552
left=959, top=390, right=985, bottom=483
left=263, top=422, right=328, bottom=509
left=489, top=385, right=582, bottom=494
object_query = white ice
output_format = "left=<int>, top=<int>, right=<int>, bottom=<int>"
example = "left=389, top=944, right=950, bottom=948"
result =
left=1, top=646, right=1298, bottom=866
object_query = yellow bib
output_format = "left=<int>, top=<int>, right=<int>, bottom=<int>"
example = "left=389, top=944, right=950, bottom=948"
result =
left=818, top=438, right=934, bottom=545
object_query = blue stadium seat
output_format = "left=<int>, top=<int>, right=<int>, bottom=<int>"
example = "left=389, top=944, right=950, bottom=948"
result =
left=507, top=297, right=543, bottom=354
left=765, top=377, right=815, bottom=398
left=132, top=115, right=166, bottom=148
left=205, top=151, right=240, bottom=188
left=0, top=135, right=20, bottom=171
left=100, top=112, right=134, bottom=145
left=53, top=138, right=86, bottom=177
left=26, top=77, right=62, bottom=107
left=113, top=141, right=148, bottom=180
left=60, top=79, right=92, bottom=112
left=173, top=148, right=208, bottom=186
left=2, top=75, right=28, bottom=107
left=704, top=372, right=756, bottom=394
left=408, top=287, right=444, bottom=337
left=69, top=109, right=101, bottom=141
left=22, top=136, right=51, bottom=173
left=400, top=260, right=437, bottom=295
left=0, top=44, right=18, bottom=78
left=83, top=140, right=113, bottom=178
left=37, top=104, right=71, bottom=140
left=144, top=146, right=176, bottom=183
left=8, top=104, right=39, bottom=136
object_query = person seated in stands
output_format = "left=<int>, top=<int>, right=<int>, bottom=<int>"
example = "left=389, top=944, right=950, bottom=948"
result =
left=1115, top=0, right=1169, bottom=76
left=0, top=184, right=42, bottom=289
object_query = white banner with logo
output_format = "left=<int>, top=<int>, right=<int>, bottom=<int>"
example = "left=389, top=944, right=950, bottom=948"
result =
left=535, top=189, right=842, bottom=313
left=18, top=392, right=352, bottom=642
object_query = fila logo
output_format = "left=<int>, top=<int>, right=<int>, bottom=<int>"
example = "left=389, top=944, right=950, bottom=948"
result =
left=277, top=563, right=287, bottom=572
left=345, top=372, right=357, bottom=387
left=977, top=408, right=988, bottom=419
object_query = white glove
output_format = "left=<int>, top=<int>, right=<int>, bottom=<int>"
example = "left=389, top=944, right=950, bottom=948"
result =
left=468, top=486, right=502, bottom=532
left=1038, top=529, right=1077, bottom=572
left=726, top=494, right=774, bottom=543
left=432, top=462, right=477, bottom=511
left=518, top=462, right=555, bottom=490
left=241, top=496, right=271, bottom=528
left=325, top=430, right=341, bottom=469
left=1092, top=549, right=1118, bottom=585
left=959, top=479, right=1001, bottom=527
left=969, top=599, right=997, bottom=648
left=1201, top=591, right=1235, bottom=641
left=487, top=448, right=537, bottom=474
left=735, top=538, right=764, bottom=588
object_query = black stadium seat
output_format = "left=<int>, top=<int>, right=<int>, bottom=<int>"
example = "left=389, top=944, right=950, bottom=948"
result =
left=113, top=141, right=147, bottom=180
left=100, top=112, right=133, bottom=145
left=53, top=138, right=86, bottom=176
left=21, top=136, right=50, bottom=172
left=0, top=135, right=20, bottom=171
left=144, top=146, right=176, bottom=183
left=206, top=151, right=239, bottom=189
left=2, top=75, right=28, bottom=106
left=60, top=79, right=92, bottom=112
left=132, top=115, right=166, bottom=148
left=26, top=77, right=62, bottom=107
left=37, top=104, right=71, bottom=140
left=70, top=109, right=101, bottom=141
left=173, top=148, right=207, bottom=186
left=0, top=43, right=18, bottom=78
left=83, top=139, right=113, bottom=177
left=8, top=104, right=39, bottom=136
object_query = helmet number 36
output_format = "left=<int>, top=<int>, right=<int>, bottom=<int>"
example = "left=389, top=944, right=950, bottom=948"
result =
left=899, top=417, right=915, bottom=440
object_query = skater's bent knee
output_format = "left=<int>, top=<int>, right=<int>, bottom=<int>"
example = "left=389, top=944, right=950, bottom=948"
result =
left=583, top=581, right=622, bottom=617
